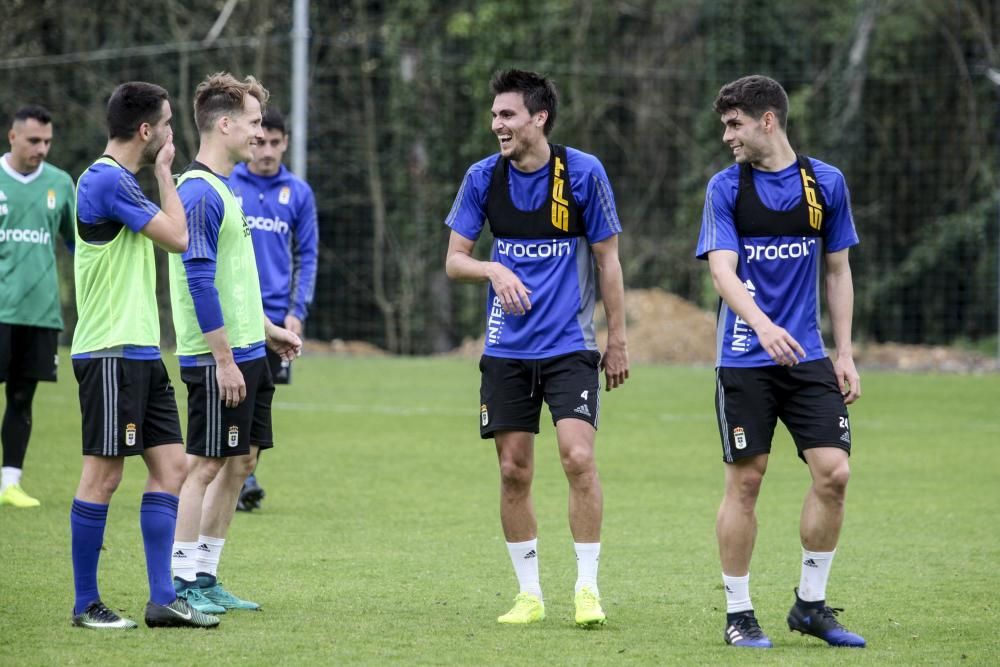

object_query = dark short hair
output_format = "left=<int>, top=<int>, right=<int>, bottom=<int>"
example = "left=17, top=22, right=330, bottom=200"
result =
left=106, top=82, right=169, bottom=140
left=193, top=72, right=268, bottom=134
left=261, top=107, right=286, bottom=134
left=13, top=104, right=52, bottom=126
left=713, top=75, right=789, bottom=130
left=490, top=69, right=558, bottom=135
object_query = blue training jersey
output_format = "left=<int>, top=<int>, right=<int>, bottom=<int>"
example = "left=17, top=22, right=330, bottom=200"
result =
left=229, top=163, right=318, bottom=325
left=73, top=159, right=161, bottom=361
left=176, top=166, right=264, bottom=367
left=695, top=157, right=859, bottom=368
left=446, top=147, right=622, bottom=359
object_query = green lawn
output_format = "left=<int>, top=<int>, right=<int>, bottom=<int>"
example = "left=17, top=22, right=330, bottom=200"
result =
left=1, top=354, right=997, bottom=665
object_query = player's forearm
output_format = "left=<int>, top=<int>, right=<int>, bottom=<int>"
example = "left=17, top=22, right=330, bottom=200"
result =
left=446, top=251, right=495, bottom=283
left=710, top=264, right=772, bottom=332
left=202, top=327, right=236, bottom=367
left=825, top=266, right=855, bottom=357
left=155, top=173, right=188, bottom=244
left=597, top=254, right=627, bottom=346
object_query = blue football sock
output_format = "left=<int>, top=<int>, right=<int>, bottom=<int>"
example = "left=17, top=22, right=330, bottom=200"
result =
left=140, top=492, right=179, bottom=606
left=71, top=498, right=109, bottom=615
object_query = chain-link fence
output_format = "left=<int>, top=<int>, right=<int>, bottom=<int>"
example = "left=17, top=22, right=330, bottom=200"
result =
left=2, top=1, right=997, bottom=359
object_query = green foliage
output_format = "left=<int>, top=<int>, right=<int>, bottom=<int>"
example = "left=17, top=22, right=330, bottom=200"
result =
left=1, top=353, right=998, bottom=664
left=0, top=0, right=996, bottom=351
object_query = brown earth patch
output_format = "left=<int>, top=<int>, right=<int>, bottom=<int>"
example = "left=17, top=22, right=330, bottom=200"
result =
left=442, top=288, right=998, bottom=372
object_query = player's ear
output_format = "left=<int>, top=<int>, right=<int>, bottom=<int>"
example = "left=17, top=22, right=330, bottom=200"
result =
left=138, top=123, right=151, bottom=142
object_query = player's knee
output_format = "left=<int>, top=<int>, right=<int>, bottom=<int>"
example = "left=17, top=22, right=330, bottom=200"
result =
left=87, top=469, right=124, bottom=499
left=188, top=458, right=224, bottom=485
left=559, top=446, right=595, bottom=478
left=498, top=458, right=532, bottom=489
left=230, top=453, right=257, bottom=479
left=727, top=469, right=764, bottom=506
left=817, top=461, right=850, bottom=498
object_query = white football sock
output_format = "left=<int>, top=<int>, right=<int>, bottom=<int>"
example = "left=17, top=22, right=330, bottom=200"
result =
left=171, top=541, right=198, bottom=583
left=195, top=535, right=226, bottom=578
left=798, top=548, right=836, bottom=602
left=1, top=466, right=22, bottom=491
left=723, top=572, right=753, bottom=614
left=574, top=542, right=601, bottom=595
left=506, top=539, right=542, bottom=600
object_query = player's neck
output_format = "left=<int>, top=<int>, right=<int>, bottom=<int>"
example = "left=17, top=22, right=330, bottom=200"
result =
left=750, top=139, right=796, bottom=173
left=194, top=144, right=236, bottom=178
left=102, top=141, right=143, bottom=174
left=510, top=141, right=551, bottom=174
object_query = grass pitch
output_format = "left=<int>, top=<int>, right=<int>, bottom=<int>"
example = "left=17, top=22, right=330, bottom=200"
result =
left=1, top=353, right=997, bottom=665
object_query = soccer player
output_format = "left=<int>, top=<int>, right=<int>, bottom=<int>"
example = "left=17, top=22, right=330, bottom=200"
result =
left=169, top=72, right=301, bottom=614
left=0, top=105, right=74, bottom=508
left=444, top=69, right=629, bottom=627
left=71, top=82, right=219, bottom=629
left=229, top=106, right=318, bottom=511
left=696, top=75, right=866, bottom=648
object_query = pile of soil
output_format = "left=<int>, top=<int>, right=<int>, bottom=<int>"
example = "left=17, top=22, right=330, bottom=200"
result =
left=442, top=288, right=998, bottom=372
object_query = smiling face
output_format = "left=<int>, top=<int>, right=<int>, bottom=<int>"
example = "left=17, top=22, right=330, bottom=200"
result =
left=8, top=118, right=52, bottom=174
left=720, top=108, right=768, bottom=165
left=229, top=95, right=264, bottom=165
left=491, top=91, right=548, bottom=163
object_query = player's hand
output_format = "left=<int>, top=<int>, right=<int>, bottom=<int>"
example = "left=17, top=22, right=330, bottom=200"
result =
left=756, top=322, right=806, bottom=366
left=833, top=354, right=861, bottom=404
left=284, top=314, right=303, bottom=336
left=487, top=263, right=532, bottom=315
left=601, top=339, right=629, bottom=391
left=153, top=136, right=176, bottom=177
left=266, top=324, right=302, bottom=362
left=216, top=360, right=246, bottom=408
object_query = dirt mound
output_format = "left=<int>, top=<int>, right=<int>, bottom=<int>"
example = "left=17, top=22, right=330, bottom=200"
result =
left=303, top=338, right=388, bottom=357
left=449, top=288, right=716, bottom=364
left=446, top=288, right=998, bottom=372
left=855, top=342, right=997, bottom=373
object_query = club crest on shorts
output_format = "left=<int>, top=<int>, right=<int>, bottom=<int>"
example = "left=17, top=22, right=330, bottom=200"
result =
left=480, top=404, right=489, bottom=427
left=125, top=423, right=137, bottom=447
left=228, top=425, right=240, bottom=448
left=733, top=426, right=747, bottom=450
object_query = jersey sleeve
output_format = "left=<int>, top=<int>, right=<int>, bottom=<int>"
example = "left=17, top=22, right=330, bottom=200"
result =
left=290, top=182, right=319, bottom=320
left=444, top=162, right=491, bottom=241
left=110, top=169, right=161, bottom=232
left=179, top=179, right=224, bottom=263
left=814, top=162, right=860, bottom=253
left=695, top=171, right=741, bottom=260
left=569, top=150, right=622, bottom=245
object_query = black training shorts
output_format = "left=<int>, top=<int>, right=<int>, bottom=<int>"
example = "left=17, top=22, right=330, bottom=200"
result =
left=0, top=323, right=59, bottom=383
left=73, top=357, right=183, bottom=457
left=714, top=357, right=852, bottom=463
left=180, top=356, right=275, bottom=458
left=265, top=347, right=291, bottom=385
left=479, top=350, right=601, bottom=439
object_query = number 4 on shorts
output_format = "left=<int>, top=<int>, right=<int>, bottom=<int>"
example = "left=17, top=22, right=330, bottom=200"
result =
left=580, top=390, right=588, bottom=400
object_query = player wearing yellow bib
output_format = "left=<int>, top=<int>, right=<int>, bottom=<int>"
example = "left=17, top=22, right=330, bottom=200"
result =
left=169, top=73, right=301, bottom=614
left=70, top=82, right=219, bottom=630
